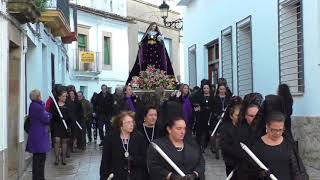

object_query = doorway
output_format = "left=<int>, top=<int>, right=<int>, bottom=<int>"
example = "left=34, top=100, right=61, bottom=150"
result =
left=51, top=53, right=55, bottom=89
left=7, top=41, right=21, bottom=179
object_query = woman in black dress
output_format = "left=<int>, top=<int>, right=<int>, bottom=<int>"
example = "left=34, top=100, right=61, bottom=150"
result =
left=50, top=89, right=71, bottom=165
left=137, top=105, right=164, bottom=145
left=137, top=105, right=164, bottom=179
left=277, top=84, right=293, bottom=139
left=211, top=83, right=231, bottom=158
left=194, top=82, right=214, bottom=153
left=100, top=111, right=147, bottom=180
left=170, top=84, right=193, bottom=128
left=66, top=90, right=84, bottom=151
left=253, top=111, right=301, bottom=180
left=220, top=96, right=242, bottom=179
left=147, top=117, right=205, bottom=180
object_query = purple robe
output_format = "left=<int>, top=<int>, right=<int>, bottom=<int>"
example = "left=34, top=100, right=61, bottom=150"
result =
left=126, top=24, right=174, bottom=84
left=26, top=100, right=52, bottom=153
left=182, top=96, right=193, bottom=125
left=126, top=96, right=136, bottom=112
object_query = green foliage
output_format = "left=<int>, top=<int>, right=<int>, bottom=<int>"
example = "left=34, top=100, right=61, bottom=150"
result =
left=34, top=0, right=48, bottom=12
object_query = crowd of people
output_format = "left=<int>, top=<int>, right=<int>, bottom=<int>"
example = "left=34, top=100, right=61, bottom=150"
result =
left=25, top=78, right=309, bottom=180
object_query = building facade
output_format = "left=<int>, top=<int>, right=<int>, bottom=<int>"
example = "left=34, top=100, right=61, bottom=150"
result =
left=127, top=0, right=183, bottom=81
left=68, top=0, right=130, bottom=98
left=0, top=0, right=73, bottom=179
left=180, top=0, right=320, bottom=169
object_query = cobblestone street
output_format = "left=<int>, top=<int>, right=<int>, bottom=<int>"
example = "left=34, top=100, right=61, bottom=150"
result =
left=20, top=143, right=320, bottom=180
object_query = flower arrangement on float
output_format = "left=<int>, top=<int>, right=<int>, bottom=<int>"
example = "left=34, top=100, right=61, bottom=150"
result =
left=130, top=65, right=176, bottom=90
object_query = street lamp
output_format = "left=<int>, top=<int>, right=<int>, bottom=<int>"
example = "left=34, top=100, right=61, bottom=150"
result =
left=159, top=0, right=183, bottom=29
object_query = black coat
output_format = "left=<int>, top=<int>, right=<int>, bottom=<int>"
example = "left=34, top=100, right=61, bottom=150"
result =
left=112, top=94, right=125, bottom=116
left=196, top=94, right=215, bottom=131
left=220, top=120, right=239, bottom=166
left=66, top=99, right=84, bottom=137
left=136, top=122, right=165, bottom=145
left=50, top=103, right=71, bottom=138
left=100, top=129, right=147, bottom=180
left=95, top=92, right=113, bottom=117
left=147, top=136, right=205, bottom=180
left=234, top=121, right=262, bottom=179
left=212, top=95, right=230, bottom=118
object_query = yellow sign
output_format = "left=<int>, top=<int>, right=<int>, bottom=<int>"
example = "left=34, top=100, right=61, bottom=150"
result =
left=80, top=52, right=95, bottom=63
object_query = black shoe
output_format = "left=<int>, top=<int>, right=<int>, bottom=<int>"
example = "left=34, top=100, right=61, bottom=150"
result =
left=62, top=161, right=66, bottom=166
left=99, top=143, right=103, bottom=147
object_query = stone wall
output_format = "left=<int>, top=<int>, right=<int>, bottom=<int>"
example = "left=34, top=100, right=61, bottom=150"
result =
left=292, top=116, right=320, bottom=170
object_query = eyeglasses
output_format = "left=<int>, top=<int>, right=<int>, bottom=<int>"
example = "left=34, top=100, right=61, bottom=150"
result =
left=245, top=114, right=256, bottom=118
left=268, top=127, right=284, bottom=134
left=122, top=121, right=134, bottom=125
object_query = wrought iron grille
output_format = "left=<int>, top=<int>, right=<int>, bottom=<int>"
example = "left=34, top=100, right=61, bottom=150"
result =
left=236, top=16, right=253, bottom=97
left=278, top=0, right=304, bottom=94
left=221, top=26, right=233, bottom=92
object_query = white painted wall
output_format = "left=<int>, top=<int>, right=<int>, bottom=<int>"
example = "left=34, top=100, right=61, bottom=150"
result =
left=0, top=3, right=9, bottom=151
left=181, top=0, right=320, bottom=116
left=70, top=0, right=127, bottom=16
left=68, top=9, right=129, bottom=97
left=25, top=23, right=69, bottom=110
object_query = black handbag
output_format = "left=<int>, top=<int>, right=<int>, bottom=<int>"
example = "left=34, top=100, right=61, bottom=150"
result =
left=24, top=115, right=31, bottom=133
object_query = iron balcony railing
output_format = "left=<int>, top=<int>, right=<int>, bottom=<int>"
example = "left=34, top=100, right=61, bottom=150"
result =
left=71, top=49, right=102, bottom=74
left=47, top=0, right=70, bottom=24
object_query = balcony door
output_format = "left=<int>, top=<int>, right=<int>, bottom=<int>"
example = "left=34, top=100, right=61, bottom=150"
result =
left=207, top=40, right=219, bottom=85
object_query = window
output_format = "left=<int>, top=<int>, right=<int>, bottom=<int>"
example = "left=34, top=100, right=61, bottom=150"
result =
left=236, top=16, right=253, bottom=97
left=221, top=26, right=233, bottom=92
left=103, top=36, right=111, bottom=65
left=164, top=38, right=172, bottom=59
left=206, top=40, right=219, bottom=85
left=278, top=0, right=304, bottom=94
left=78, top=34, right=87, bottom=51
left=188, top=45, right=197, bottom=87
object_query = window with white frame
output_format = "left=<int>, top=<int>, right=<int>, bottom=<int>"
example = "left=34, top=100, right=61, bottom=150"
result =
left=236, top=16, right=253, bottom=97
left=278, top=0, right=304, bottom=94
left=221, top=26, right=233, bottom=92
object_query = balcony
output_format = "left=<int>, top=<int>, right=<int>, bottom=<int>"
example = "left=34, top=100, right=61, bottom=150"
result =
left=7, top=0, right=41, bottom=23
left=40, top=0, right=70, bottom=37
left=71, top=49, right=103, bottom=78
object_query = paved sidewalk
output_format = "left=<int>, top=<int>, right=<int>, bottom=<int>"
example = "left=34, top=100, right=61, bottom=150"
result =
left=21, top=144, right=320, bottom=180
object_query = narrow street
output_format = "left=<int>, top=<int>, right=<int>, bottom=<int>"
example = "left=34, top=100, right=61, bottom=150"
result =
left=20, top=143, right=320, bottom=180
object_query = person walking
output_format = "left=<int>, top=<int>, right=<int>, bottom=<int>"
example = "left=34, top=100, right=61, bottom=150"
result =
left=147, top=116, right=205, bottom=180
left=100, top=111, right=147, bottom=180
left=50, top=89, right=71, bottom=165
left=95, top=84, right=114, bottom=146
left=78, top=91, right=93, bottom=144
